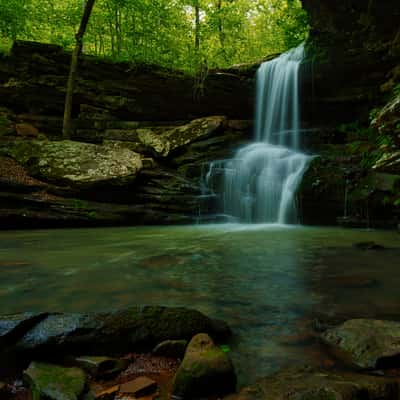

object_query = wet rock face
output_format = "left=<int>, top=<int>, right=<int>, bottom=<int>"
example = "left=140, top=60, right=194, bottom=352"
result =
left=224, top=366, right=399, bottom=400
left=322, top=319, right=400, bottom=369
left=299, top=1, right=400, bottom=127
left=302, top=0, right=400, bottom=46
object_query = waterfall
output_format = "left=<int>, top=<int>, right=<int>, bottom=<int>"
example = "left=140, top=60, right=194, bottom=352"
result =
left=205, top=43, right=312, bottom=224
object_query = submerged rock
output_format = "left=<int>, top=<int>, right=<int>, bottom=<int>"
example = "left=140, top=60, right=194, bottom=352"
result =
left=322, top=319, right=400, bottom=369
left=224, top=366, right=399, bottom=400
left=24, top=361, right=86, bottom=400
left=172, top=333, right=236, bottom=398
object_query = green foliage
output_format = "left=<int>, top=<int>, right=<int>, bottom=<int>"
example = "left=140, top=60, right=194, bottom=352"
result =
left=0, top=0, right=309, bottom=72
left=219, top=344, right=231, bottom=353
left=338, top=121, right=375, bottom=141
left=343, top=119, right=396, bottom=170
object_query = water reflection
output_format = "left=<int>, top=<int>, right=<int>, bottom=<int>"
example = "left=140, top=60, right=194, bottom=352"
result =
left=0, top=225, right=399, bottom=385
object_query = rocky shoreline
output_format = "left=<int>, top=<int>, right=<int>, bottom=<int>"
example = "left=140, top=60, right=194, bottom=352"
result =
left=2, top=306, right=400, bottom=399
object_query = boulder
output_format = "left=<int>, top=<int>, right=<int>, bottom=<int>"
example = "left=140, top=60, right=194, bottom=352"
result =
left=224, top=366, right=399, bottom=400
left=322, top=319, right=400, bottom=369
left=15, top=123, right=39, bottom=138
left=3, top=139, right=143, bottom=187
left=24, top=361, right=86, bottom=400
left=12, top=306, right=230, bottom=356
left=138, top=116, right=226, bottom=157
left=152, top=339, right=187, bottom=359
left=172, top=333, right=236, bottom=398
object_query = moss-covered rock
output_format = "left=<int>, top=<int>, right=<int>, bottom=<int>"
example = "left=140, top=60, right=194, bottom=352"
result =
left=224, top=366, right=399, bottom=400
left=24, top=361, right=86, bottom=400
left=2, top=139, right=143, bottom=187
left=322, top=319, right=400, bottom=369
left=172, top=333, right=236, bottom=399
left=13, top=307, right=231, bottom=357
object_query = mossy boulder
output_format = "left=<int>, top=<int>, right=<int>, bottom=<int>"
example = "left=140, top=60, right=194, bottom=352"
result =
left=322, top=319, right=400, bottom=369
left=224, top=366, right=399, bottom=400
left=24, top=361, right=86, bottom=400
left=12, top=306, right=230, bottom=356
left=2, top=139, right=143, bottom=187
left=172, top=333, right=236, bottom=399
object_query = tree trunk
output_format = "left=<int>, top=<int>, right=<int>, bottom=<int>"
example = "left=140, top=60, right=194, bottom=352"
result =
left=194, top=0, right=200, bottom=52
left=62, top=0, right=96, bottom=139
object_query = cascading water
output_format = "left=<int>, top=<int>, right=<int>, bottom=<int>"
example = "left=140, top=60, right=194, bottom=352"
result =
left=205, top=43, right=312, bottom=224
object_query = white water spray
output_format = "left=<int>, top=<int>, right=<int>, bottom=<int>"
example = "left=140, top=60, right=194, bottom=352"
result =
left=205, top=43, right=312, bottom=224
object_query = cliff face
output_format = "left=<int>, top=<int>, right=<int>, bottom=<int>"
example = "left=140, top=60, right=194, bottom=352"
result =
left=301, top=0, right=400, bottom=125
left=0, top=41, right=255, bottom=228
left=297, top=0, right=400, bottom=227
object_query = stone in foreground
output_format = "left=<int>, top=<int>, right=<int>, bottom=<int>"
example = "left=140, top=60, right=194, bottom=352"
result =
left=224, top=366, right=399, bottom=400
left=24, top=361, right=86, bottom=400
left=152, top=339, right=187, bottom=359
left=120, top=376, right=157, bottom=396
left=74, top=356, right=129, bottom=378
left=172, top=333, right=236, bottom=399
left=322, top=319, right=400, bottom=369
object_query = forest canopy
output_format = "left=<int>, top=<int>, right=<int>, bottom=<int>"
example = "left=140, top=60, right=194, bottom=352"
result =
left=0, top=0, right=308, bottom=72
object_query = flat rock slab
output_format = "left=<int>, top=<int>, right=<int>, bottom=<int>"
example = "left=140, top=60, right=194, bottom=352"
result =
left=224, top=366, right=399, bottom=400
left=120, top=376, right=157, bottom=396
left=24, top=361, right=86, bottom=400
left=138, top=116, right=226, bottom=157
left=322, top=319, right=400, bottom=369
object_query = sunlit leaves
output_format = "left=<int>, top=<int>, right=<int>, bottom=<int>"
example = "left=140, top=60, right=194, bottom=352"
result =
left=0, top=0, right=308, bottom=71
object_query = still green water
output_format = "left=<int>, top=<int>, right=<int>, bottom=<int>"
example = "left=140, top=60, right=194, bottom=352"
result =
left=0, top=224, right=399, bottom=385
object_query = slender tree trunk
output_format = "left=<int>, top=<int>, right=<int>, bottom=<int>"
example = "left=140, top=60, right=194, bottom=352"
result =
left=217, top=0, right=227, bottom=59
left=63, top=0, right=96, bottom=139
left=194, top=0, right=200, bottom=52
